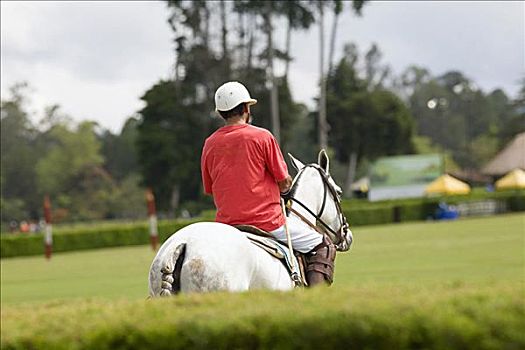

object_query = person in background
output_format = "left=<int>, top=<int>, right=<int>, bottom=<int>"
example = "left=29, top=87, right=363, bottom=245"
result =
left=19, top=220, right=29, bottom=233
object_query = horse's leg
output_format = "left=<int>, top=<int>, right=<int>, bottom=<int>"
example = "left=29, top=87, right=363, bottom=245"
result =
left=305, top=235, right=337, bottom=286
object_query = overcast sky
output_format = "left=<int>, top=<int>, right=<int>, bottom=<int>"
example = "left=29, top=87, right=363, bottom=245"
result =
left=1, top=1, right=523, bottom=133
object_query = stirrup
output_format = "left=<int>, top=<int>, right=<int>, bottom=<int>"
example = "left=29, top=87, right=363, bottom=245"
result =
left=291, top=272, right=302, bottom=287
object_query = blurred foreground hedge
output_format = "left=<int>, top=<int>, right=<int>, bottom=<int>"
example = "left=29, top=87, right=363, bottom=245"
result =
left=1, top=283, right=523, bottom=350
left=1, top=190, right=523, bottom=258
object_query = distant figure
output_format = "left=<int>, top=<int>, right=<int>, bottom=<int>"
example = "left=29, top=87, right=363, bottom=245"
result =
left=19, top=220, right=30, bottom=233
left=9, top=220, right=18, bottom=233
left=434, top=202, right=459, bottom=220
left=29, top=221, right=39, bottom=233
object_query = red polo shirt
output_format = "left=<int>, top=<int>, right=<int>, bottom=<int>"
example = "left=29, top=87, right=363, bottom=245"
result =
left=201, top=124, right=289, bottom=232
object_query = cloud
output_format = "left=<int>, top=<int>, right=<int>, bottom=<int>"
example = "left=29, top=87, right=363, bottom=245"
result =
left=2, top=1, right=174, bottom=82
left=281, top=1, right=524, bottom=109
left=1, top=1, right=523, bottom=133
left=1, top=1, right=174, bottom=132
left=331, top=1, right=524, bottom=94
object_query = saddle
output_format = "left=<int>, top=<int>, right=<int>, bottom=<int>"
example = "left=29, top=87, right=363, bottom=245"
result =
left=234, top=225, right=307, bottom=287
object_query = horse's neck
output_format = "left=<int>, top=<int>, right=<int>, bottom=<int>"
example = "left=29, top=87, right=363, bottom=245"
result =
left=292, top=169, right=322, bottom=222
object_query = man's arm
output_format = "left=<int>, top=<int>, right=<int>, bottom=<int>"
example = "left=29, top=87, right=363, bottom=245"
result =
left=278, top=175, right=292, bottom=194
left=201, top=145, right=213, bottom=195
left=263, top=133, right=292, bottom=194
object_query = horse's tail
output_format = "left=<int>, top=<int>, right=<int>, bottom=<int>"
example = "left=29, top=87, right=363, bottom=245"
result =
left=150, top=243, right=187, bottom=297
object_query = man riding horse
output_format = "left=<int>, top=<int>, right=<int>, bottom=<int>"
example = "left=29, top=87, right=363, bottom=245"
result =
left=201, top=81, right=347, bottom=286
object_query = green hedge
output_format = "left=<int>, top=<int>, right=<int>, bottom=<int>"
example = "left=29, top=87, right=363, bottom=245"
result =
left=1, top=283, right=523, bottom=349
left=344, top=205, right=393, bottom=226
left=1, top=191, right=523, bottom=259
left=0, top=220, right=197, bottom=259
left=342, top=190, right=525, bottom=226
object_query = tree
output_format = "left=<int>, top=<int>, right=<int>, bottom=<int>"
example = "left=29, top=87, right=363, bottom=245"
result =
left=150, top=0, right=320, bottom=213
left=285, top=105, right=317, bottom=163
left=277, top=79, right=305, bottom=154
left=65, top=164, right=117, bottom=221
left=328, top=1, right=366, bottom=74
left=100, top=116, right=140, bottom=182
left=396, top=65, right=432, bottom=101
left=34, top=119, right=112, bottom=221
left=282, top=1, right=315, bottom=78
left=29, top=115, right=130, bottom=221
left=36, top=121, right=104, bottom=195
left=412, top=135, right=460, bottom=172
left=136, top=80, right=217, bottom=214
left=1, top=83, right=147, bottom=223
left=364, top=43, right=391, bottom=91
left=326, top=48, right=414, bottom=193
left=107, top=173, right=148, bottom=219
left=405, top=69, right=519, bottom=169
left=499, top=77, right=525, bottom=145
left=265, top=0, right=281, bottom=143
left=0, top=83, right=40, bottom=221
left=233, top=0, right=285, bottom=143
left=317, top=0, right=368, bottom=150
left=317, top=0, right=328, bottom=150
left=98, top=116, right=146, bottom=220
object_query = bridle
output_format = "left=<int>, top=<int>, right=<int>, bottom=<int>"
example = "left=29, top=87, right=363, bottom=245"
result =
left=285, top=164, right=349, bottom=248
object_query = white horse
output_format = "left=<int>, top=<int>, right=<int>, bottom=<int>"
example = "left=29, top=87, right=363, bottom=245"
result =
left=148, top=150, right=352, bottom=296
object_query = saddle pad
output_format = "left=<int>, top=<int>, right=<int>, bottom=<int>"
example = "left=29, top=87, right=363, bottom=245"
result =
left=234, top=224, right=274, bottom=238
left=244, top=232, right=304, bottom=286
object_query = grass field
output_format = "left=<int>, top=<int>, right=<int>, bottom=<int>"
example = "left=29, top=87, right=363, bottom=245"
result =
left=1, top=214, right=524, bottom=349
left=1, top=213, right=523, bottom=305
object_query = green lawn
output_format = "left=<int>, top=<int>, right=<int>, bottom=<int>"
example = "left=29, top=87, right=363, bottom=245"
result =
left=1, top=213, right=523, bottom=305
left=338, top=213, right=525, bottom=285
left=1, top=244, right=157, bottom=305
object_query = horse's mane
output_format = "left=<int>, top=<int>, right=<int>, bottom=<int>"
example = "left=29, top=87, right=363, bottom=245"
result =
left=288, top=166, right=307, bottom=199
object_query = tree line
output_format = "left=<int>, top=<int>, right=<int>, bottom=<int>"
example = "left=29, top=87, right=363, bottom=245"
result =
left=1, top=0, right=523, bottom=225
left=1, top=83, right=146, bottom=225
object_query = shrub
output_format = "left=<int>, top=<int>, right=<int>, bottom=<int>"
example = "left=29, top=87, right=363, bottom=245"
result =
left=0, top=220, right=199, bottom=258
left=1, top=191, right=522, bottom=258
left=1, top=283, right=523, bottom=350
left=345, top=205, right=393, bottom=226
left=342, top=190, right=524, bottom=226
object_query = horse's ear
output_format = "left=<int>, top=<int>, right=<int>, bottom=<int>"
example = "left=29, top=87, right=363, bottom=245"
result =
left=288, top=153, right=305, bottom=172
left=318, top=149, right=330, bottom=174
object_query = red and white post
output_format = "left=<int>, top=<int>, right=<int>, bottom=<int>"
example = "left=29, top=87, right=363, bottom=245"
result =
left=43, top=195, right=53, bottom=260
left=146, top=188, right=159, bottom=251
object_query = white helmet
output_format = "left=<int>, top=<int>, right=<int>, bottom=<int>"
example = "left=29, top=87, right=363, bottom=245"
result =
left=214, top=81, right=257, bottom=112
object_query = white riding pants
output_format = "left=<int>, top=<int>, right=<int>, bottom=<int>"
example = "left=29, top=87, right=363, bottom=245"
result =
left=270, top=215, right=323, bottom=254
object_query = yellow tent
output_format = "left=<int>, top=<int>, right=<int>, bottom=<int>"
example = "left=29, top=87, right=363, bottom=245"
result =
left=425, top=174, right=471, bottom=195
left=495, top=168, right=525, bottom=190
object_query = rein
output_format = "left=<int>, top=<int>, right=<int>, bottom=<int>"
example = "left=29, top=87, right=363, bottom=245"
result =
left=286, top=165, right=349, bottom=246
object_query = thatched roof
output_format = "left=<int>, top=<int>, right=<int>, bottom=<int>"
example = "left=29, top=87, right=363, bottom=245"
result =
left=482, top=133, right=525, bottom=176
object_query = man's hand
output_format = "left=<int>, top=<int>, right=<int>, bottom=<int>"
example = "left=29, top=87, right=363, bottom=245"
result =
left=278, top=175, right=292, bottom=194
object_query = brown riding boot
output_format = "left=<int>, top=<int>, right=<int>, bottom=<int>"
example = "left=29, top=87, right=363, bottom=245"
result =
left=305, top=235, right=336, bottom=287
